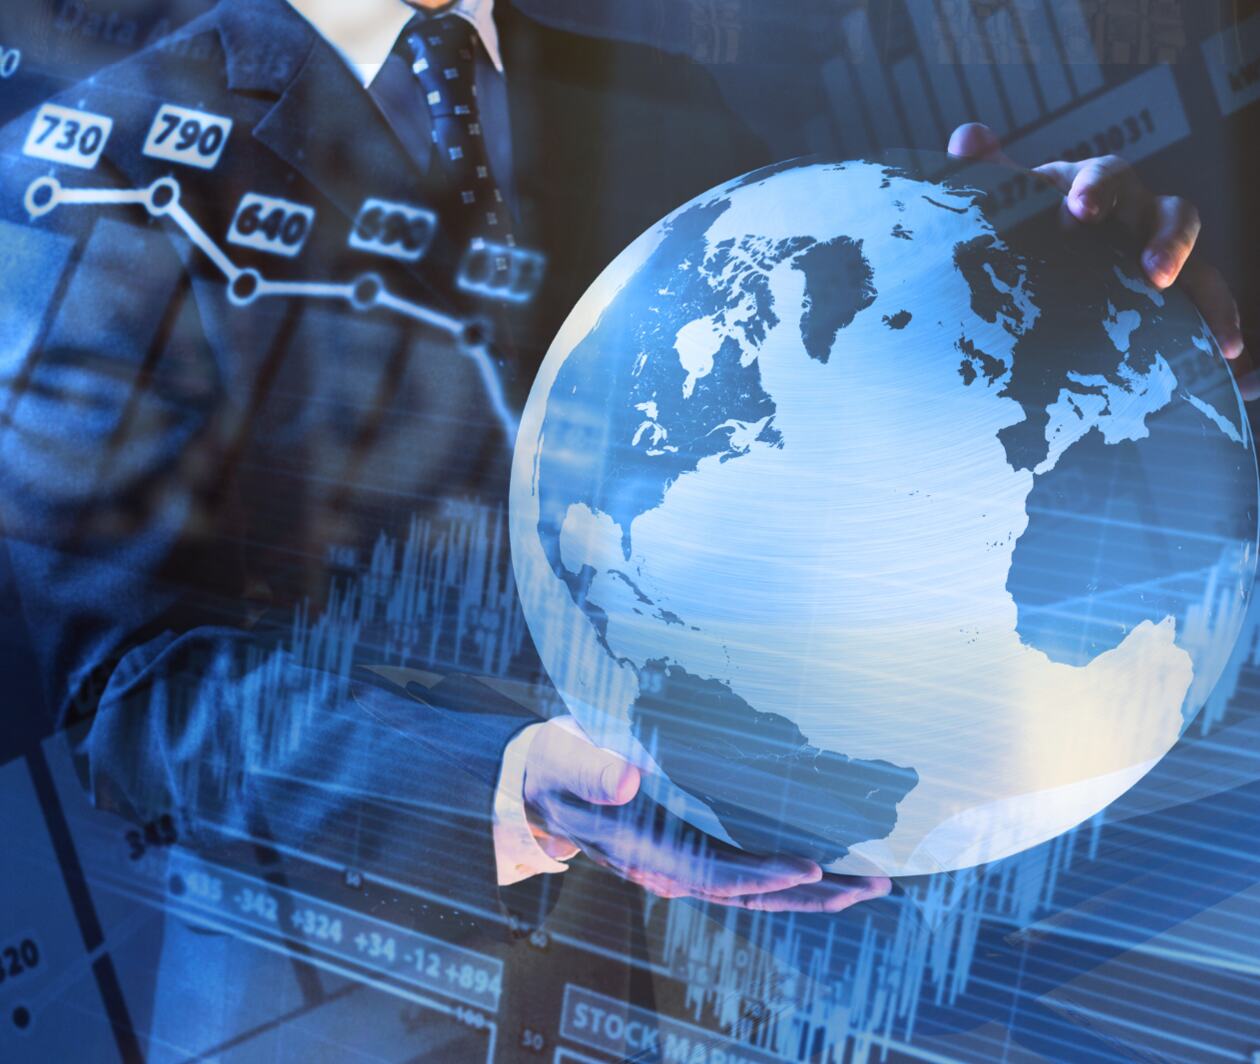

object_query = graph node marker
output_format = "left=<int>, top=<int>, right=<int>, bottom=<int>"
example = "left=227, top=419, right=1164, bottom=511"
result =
left=461, top=316, right=491, bottom=349
left=24, top=176, right=60, bottom=218
left=351, top=273, right=383, bottom=311
left=229, top=269, right=262, bottom=306
left=147, top=176, right=180, bottom=214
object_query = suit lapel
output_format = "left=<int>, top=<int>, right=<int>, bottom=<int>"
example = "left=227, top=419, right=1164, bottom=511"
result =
left=252, top=35, right=437, bottom=227
left=210, top=0, right=602, bottom=367
left=215, top=0, right=462, bottom=291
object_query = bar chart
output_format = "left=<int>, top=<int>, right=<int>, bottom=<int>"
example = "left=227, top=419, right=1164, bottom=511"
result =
left=819, top=0, right=1109, bottom=155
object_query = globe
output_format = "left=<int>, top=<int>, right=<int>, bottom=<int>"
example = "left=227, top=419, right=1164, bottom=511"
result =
left=509, top=154, right=1258, bottom=877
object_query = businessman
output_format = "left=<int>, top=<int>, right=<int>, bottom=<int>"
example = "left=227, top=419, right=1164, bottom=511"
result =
left=0, top=0, right=1246, bottom=1055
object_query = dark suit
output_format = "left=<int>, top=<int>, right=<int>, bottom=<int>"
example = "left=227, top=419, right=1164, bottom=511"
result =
left=0, top=0, right=766, bottom=1055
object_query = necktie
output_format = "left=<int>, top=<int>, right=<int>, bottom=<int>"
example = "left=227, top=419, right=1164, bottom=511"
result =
left=402, top=13, right=515, bottom=249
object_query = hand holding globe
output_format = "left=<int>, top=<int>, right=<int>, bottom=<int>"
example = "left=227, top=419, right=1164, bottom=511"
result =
left=520, top=715, right=891, bottom=912
left=514, top=132, right=1255, bottom=905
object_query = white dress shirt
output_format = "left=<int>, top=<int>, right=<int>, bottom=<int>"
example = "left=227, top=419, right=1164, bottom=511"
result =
left=285, top=0, right=566, bottom=889
left=286, top=0, right=504, bottom=86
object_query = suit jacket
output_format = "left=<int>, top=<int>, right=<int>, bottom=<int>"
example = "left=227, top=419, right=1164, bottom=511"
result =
left=0, top=0, right=769, bottom=933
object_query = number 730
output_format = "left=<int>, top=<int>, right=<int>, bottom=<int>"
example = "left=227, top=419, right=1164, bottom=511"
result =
left=35, top=113, right=103, bottom=156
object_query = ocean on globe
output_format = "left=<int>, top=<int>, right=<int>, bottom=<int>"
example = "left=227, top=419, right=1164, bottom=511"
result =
left=509, top=153, right=1258, bottom=877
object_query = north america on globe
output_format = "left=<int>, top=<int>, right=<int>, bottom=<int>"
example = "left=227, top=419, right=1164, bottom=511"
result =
left=509, top=155, right=1258, bottom=876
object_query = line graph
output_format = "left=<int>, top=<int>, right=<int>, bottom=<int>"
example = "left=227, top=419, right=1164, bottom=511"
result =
left=23, top=174, right=521, bottom=440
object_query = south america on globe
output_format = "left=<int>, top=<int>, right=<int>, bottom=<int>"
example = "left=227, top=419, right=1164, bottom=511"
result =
left=509, top=153, right=1259, bottom=877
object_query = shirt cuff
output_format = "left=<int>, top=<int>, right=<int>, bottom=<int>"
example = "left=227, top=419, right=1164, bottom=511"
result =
left=493, top=722, right=573, bottom=886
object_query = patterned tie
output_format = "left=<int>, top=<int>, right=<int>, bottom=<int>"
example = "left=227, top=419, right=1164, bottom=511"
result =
left=403, top=13, right=515, bottom=250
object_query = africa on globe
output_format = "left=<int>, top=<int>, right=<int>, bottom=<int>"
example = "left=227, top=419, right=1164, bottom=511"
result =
left=509, top=153, right=1258, bottom=877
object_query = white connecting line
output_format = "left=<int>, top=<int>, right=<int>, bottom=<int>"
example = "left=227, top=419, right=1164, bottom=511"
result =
left=24, top=175, right=521, bottom=440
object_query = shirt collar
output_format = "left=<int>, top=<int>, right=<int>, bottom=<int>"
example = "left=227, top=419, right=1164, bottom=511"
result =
left=286, top=0, right=503, bottom=87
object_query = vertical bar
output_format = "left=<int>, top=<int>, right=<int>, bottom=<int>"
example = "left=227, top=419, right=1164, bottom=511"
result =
left=820, top=56, right=872, bottom=157
left=891, top=56, right=943, bottom=149
left=987, top=8, right=1041, bottom=130
left=1014, top=0, right=1075, bottom=113
left=1003, top=66, right=1189, bottom=172
left=1050, top=0, right=1104, bottom=95
left=940, top=0, right=1010, bottom=136
left=27, top=748, right=145, bottom=1063
left=906, top=0, right=971, bottom=137
left=842, top=8, right=910, bottom=150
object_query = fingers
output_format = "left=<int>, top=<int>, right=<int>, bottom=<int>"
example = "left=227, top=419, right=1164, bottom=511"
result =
left=534, top=832, right=580, bottom=862
left=557, top=783, right=884, bottom=911
left=1030, top=155, right=1245, bottom=380
left=574, top=806, right=822, bottom=899
left=1142, top=196, right=1201, bottom=289
left=698, top=875, right=893, bottom=913
left=689, top=849, right=822, bottom=899
left=955, top=131, right=1248, bottom=397
left=600, top=823, right=891, bottom=911
left=1031, top=155, right=1141, bottom=224
left=586, top=754, right=640, bottom=806
left=947, top=122, right=1015, bottom=168
left=1179, top=256, right=1245, bottom=362
left=1030, top=160, right=1076, bottom=195
left=528, top=717, right=640, bottom=806
left=1063, top=154, right=1137, bottom=223
left=610, top=840, right=821, bottom=901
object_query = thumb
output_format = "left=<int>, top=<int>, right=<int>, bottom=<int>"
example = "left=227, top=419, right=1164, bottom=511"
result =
left=948, top=122, right=1016, bottom=168
left=570, top=743, right=641, bottom=806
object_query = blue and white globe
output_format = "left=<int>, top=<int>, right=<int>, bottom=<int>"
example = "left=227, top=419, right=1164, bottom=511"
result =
left=510, top=155, right=1258, bottom=876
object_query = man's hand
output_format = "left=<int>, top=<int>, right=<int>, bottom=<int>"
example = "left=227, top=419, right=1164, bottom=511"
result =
left=522, top=718, right=891, bottom=913
left=948, top=123, right=1252, bottom=396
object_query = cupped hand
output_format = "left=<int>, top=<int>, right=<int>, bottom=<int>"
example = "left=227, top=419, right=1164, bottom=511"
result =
left=947, top=122, right=1252, bottom=396
left=523, top=717, right=891, bottom=913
